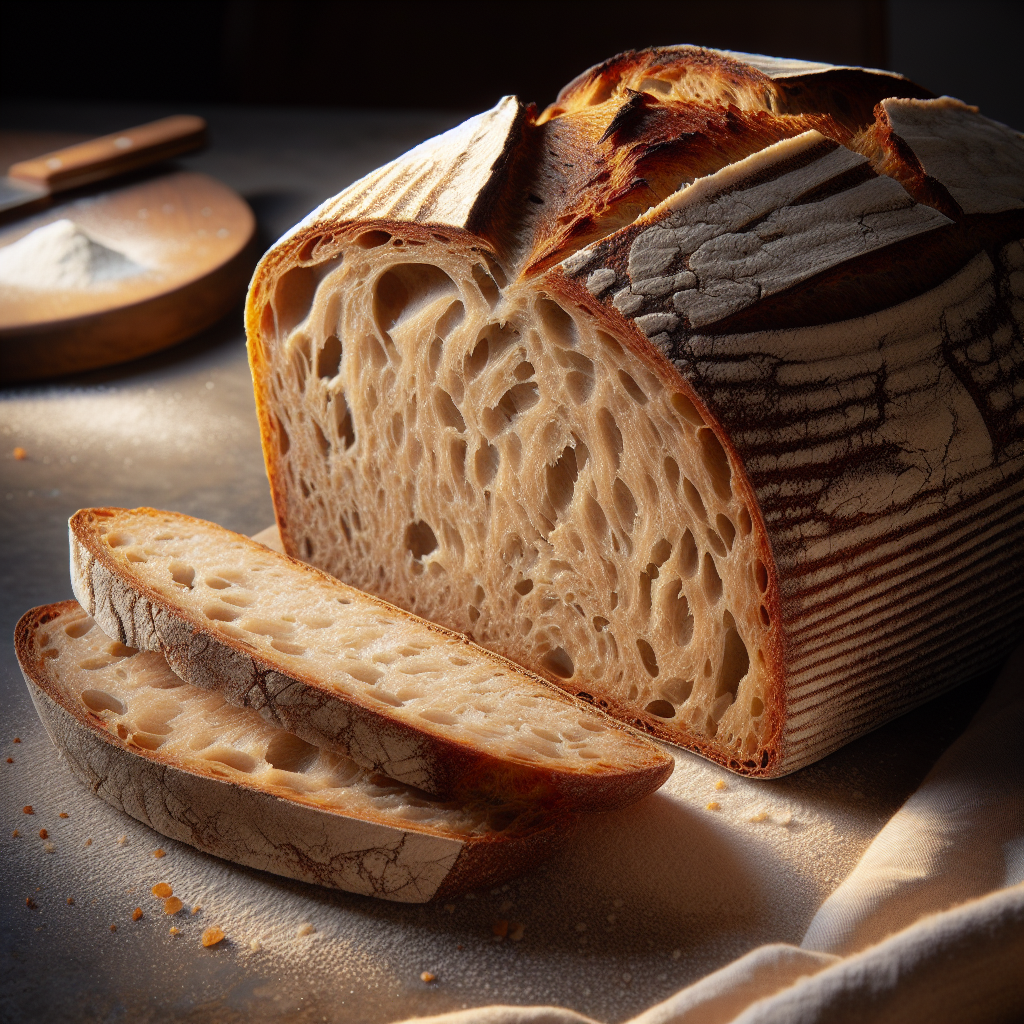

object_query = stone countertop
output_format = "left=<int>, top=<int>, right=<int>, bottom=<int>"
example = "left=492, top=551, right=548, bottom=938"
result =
left=0, top=101, right=995, bottom=1024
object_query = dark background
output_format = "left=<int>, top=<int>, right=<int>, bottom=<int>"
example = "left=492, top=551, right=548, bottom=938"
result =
left=1, top=0, right=1022, bottom=128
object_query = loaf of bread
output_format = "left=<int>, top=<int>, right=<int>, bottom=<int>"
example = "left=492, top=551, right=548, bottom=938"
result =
left=245, top=46, right=1023, bottom=776
left=69, top=506, right=672, bottom=808
left=17, top=602, right=569, bottom=901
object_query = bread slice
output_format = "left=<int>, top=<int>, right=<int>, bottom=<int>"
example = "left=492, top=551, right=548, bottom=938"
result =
left=244, top=45, right=1023, bottom=777
left=16, top=601, right=572, bottom=902
left=69, top=507, right=673, bottom=810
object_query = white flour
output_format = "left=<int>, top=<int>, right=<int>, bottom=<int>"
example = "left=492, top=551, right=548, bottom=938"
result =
left=0, top=218, right=146, bottom=291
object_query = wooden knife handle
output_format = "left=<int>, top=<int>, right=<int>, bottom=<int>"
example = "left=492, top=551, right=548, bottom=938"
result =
left=6, top=115, right=207, bottom=193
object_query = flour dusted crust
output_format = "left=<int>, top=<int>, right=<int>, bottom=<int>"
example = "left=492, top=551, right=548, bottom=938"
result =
left=245, top=45, right=1024, bottom=776
left=16, top=602, right=572, bottom=902
left=69, top=507, right=672, bottom=810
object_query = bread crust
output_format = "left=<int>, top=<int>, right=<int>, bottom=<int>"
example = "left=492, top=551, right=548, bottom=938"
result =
left=244, top=46, right=1023, bottom=776
left=69, top=507, right=673, bottom=809
left=16, top=601, right=573, bottom=902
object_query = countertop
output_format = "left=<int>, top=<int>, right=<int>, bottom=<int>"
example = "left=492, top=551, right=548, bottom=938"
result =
left=0, top=101, right=996, bottom=1024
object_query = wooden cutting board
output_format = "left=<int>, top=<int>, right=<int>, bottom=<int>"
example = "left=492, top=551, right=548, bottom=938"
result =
left=0, top=169, right=257, bottom=383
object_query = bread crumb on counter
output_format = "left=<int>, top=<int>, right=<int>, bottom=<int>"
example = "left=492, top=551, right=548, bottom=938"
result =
left=5, top=758, right=12, bottom=764
left=153, top=848, right=165, bottom=858
left=109, top=924, right=117, bottom=933
left=715, top=779, right=728, bottom=790
left=59, top=812, right=68, bottom=819
left=296, top=923, right=315, bottom=937
left=163, top=897, right=183, bottom=915
left=151, top=883, right=172, bottom=898
left=66, top=897, right=74, bottom=905
left=22, top=806, right=33, bottom=815
left=116, top=835, right=126, bottom=846
left=131, top=908, right=143, bottom=921
left=13, top=738, right=21, bottom=743
left=706, top=801, right=721, bottom=811
left=43, top=842, right=55, bottom=853
left=249, top=939, right=262, bottom=952
left=25, top=897, right=37, bottom=909
left=420, top=971, right=436, bottom=984
left=191, top=904, right=202, bottom=915
left=13, top=447, right=27, bottom=460
left=748, top=810, right=769, bottom=823
left=491, top=919, right=508, bottom=938
left=201, top=926, right=225, bottom=947
left=170, top=926, right=180, bottom=936
left=83, top=838, right=92, bottom=847
left=11, top=830, right=19, bottom=838
left=38, top=828, right=48, bottom=839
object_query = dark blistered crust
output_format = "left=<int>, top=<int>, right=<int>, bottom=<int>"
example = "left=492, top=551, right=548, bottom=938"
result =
left=15, top=601, right=573, bottom=902
left=69, top=509, right=673, bottom=810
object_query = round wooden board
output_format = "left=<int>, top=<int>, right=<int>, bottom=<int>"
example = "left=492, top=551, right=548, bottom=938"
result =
left=0, top=170, right=257, bottom=382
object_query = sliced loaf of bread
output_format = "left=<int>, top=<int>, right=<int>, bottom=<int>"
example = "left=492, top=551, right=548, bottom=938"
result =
left=245, top=46, right=1023, bottom=777
left=17, top=601, right=569, bottom=901
left=69, top=507, right=673, bottom=810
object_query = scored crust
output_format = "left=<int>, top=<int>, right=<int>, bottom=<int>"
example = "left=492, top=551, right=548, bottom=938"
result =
left=244, top=45, right=1023, bottom=777
left=69, top=506, right=673, bottom=810
left=16, top=601, right=573, bottom=902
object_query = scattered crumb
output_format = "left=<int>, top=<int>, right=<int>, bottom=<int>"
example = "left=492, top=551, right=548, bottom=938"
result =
left=153, top=848, right=165, bottom=858
left=201, top=926, right=225, bottom=947
left=5, top=758, right=11, bottom=764
left=456, top=944, right=464, bottom=951
left=66, top=898, right=74, bottom=905
left=420, top=972, right=436, bottom=984
left=777, top=810, right=794, bottom=826
left=706, top=801, right=721, bottom=811
left=749, top=810, right=769, bottom=823
left=151, top=883, right=172, bottom=898
left=38, top=828, right=48, bottom=839
left=59, top=813, right=68, bottom=819
left=22, top=806, right=33, bottom=815
left=296, top=923, right=315, bottom=937
left=43, top=842, right=55, bottom=853
left=131, top=908, right=143, bottom=921
left=191, top=905, right=202, bottom=915
left=163, top=897, right=183, bottom=916
left=11, top=830, right=19, bottom=838
left=84, top=838, right=92, bottom=847
left=25, top=897, right=36, bottom=909
left=443, top=904, right=455, bottom=913
left=169, top=927, right=180, bottom=936
left=13, top=447, right=27, bottom=460
left=110, top=925, right=117, bottom=933
left=492, top=920, right=508, bottom=938
left=509, top=922, right=525, bottom=942
left=13, top=738, right=21, bottom=744
left=715, top=779, right=728, bottom=791
left=249, top=939, right=262, bottom=953
left=116, top=835, right=126, bottom=846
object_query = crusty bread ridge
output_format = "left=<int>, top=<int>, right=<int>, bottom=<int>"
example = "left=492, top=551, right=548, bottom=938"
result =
left=16, top=601, right=569, bottom=901
left=244, top=45, right=1023, bottom=777
left=69, top=506, right=673, bottom=810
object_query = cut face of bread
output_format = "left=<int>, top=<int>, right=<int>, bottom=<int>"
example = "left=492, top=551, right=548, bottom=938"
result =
left=246, top=46, right=1023, bottom=776
left=69, top=507, right=673, bottom=810
left=16, top=602, right=570, bottom=901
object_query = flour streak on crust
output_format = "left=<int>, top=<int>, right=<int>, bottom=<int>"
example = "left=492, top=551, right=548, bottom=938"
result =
left=16, top=601, right=572, bottom=902
left=245, top=45, right=1023, bottom=777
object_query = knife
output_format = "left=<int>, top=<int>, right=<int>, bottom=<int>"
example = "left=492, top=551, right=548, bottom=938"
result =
left=0, top=115, right=207, bottom=225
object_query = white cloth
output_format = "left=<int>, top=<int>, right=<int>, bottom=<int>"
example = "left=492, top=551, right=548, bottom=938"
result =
left=395, top=647, right=1024, bottom=1024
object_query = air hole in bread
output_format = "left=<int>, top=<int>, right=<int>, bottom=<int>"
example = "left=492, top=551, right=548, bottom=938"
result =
left=596, top=407, right=623, bottom=469
left=636, top=638, right=659, bottom=677
left=669, top=392, right=704, bottom=426
left=271, top=640, right=306, bottom=656
left=717, top=618, right=750, bottom=700
left=265, top=732, right=319, bottom=773
left=645, top=699, right=675, bottom=718
left=204, top=604, right=241, bottom=623
left=204, top=748, right=257, bottom=773
left=106, top=641, right=138, bottom=658
left=354, top=230, right=391, bottom=248
left=205, top=576, right=232, bottom=590
left=317, top=335, right=342, bottom=379
left=542, top=647, right=575, bottom=679
left=406, top=520, right=438, bottom=560
left=754, top=559, right=769, bottom=593
left=82, top=689, right=126, bottom=715
left=483, top=382, right=540, bottom=436
left=471, top=263, right=500, bottom=306
left=537, top=298, right=578, bottom=348
left=618, top=370, right=648, bottom=404
left=105, top=532, right=132, bottom=548
left=64, top=618, right=94, bottom=639
left=702, top=554, right=723, bottom=603
left=434, top=389, right=466, bottom=431
left=132, top=732, right=164, bottom=751
left=716, top=514, right=736, bottom=550
left=698, top=428, right=732, bottom=500
left=168, top=562, right=195, bottom=589
left=275, top=265, right=319, bottom=336
left=612, top=478, right=637, bottom=532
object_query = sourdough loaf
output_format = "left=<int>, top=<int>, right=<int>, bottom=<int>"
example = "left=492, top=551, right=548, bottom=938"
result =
left=245, top=46, right=1024, bottom=776
left=16, top=601, right=569, bottom=901
left=69, top=507, right=672, bottom=809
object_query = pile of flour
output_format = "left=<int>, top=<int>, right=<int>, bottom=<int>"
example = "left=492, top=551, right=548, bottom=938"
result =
left=0, top=218, right=146, bottom=291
